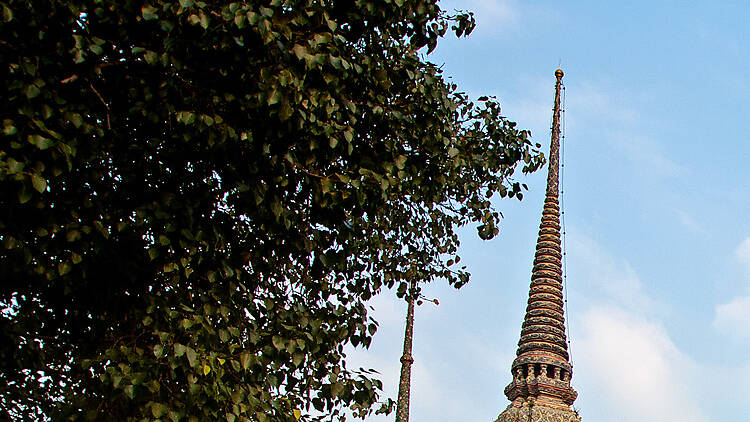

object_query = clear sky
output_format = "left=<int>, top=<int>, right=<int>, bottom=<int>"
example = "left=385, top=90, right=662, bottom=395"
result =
left=347, top=1, right=750, bottom=421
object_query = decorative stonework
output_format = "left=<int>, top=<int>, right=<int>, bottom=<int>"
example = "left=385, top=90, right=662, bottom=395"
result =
left=497, top=69, right=580, bottom=421
left=495, top=399, right=580, bottom=422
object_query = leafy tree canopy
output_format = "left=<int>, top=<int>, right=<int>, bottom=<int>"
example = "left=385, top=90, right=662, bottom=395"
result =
left=0, top=0, right=543, bottom=420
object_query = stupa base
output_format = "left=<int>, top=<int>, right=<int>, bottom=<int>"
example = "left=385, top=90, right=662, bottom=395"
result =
left=495, top=399, right=580, bottom=422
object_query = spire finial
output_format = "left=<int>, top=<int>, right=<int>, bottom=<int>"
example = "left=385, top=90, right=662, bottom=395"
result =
left=546, top=68, right=564, bottom=195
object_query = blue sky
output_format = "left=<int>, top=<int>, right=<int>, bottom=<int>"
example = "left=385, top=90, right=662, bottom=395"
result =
left=347, top=1, right=750, bottom=421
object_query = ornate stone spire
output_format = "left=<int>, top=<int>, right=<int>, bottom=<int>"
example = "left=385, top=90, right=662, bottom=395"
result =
left=496, top=69, right=580, bottom=422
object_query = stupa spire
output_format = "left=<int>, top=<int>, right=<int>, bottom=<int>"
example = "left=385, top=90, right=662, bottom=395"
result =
left=495, top=69, right=580, bottom=422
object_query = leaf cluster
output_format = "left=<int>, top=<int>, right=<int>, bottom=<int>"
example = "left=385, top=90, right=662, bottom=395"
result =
left=0, top=0, right=543, bottom=420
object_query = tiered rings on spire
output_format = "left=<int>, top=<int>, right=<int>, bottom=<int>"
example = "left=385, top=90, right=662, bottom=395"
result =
left=502, top=69, right=578, bottom=408
left=518, top=194, right=568, bottom=360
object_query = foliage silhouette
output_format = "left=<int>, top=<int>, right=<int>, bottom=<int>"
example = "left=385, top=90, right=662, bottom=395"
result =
left=0, top=0, right=543, bottom=420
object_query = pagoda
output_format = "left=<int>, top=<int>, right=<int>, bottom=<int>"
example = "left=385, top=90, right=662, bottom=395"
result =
left=495, top=69, right=581, bottom=422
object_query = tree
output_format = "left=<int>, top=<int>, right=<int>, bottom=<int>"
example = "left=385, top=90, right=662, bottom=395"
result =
left=0, top=0, right=543, bottom=420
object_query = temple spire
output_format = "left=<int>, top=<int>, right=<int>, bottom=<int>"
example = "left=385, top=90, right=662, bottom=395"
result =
left=495, top=69, right=580, bottom=422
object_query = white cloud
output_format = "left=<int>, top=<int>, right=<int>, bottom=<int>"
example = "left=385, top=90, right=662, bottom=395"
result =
left=567, top=231, right=655, bottom=314
left=735, top=236, right=750, bottom=276
left=575, top=307, right=708, bottom=422
left=712, top=236, right=750, bottom=338
left=713, top=295, right=750, bottom=338
left=562, top=233, right=707, bottom=421
left=349, top=231, right=716, bottom=422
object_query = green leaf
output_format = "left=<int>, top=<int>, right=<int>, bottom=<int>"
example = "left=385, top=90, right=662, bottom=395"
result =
left=2, top=236, right=16, bottom=250
left=240, top=352, right=252, bottom=370
left=58, top=261, right=72, bottom=275
left=152, top=402, right=168, bottom=418
left=270, top=199, right=282, bottom=217
left=6, top=158, right=23, bottom=173
left=272, top=336, right=284, bottom=351
left=141, top=5, right=158, bottom=20
left=234, top=14, right=246, bottom=28
left=343, top=128, right=354, bottom=142
left=292, top=44, right=308, bottom=59
left=2, top=5, right=13, bottom=22
left=321, top=178, right=333, bottom=194
left=3, top=120, right=17, bottom=135
left=199, top=11, right=209, bottom=29
left=111, top=374, right=123, bottom=388
left=17, top=184, right=31, bottom=204
left=35, top=137, right=54, bottom=150
left=259, top=7, right=273, bottom=17
left=25, top=85, right=40, bottom=99
left=31, top=174, right=46, bottom=193
left=143, top=50, right=158, bottom=65
left=394, top=155, right=407, bottom=169
left=186, top=347, right=198, bottom=367
left=177, top=111, right=196, bottom=124
left=70, top=113, right=83, bottom=128
left=292, top=352, right=303, bottom=367
left=330, top=381, right=344, bottom=398
left=268, top=88, right=282, bottom=105
left=267, top=374, right=279, bottom=387
left=201, top=114, right=214, bottom=126
left=246, top=11, right=259, bottom=24
left=174, top=343, right=187, bottom=357
left=154, top=344, right=164, bottom=358
left=203, top=364, right=211, bottom=375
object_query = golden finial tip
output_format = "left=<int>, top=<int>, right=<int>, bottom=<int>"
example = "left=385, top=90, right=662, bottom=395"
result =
left=555, top=69, right=564, bottom=78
